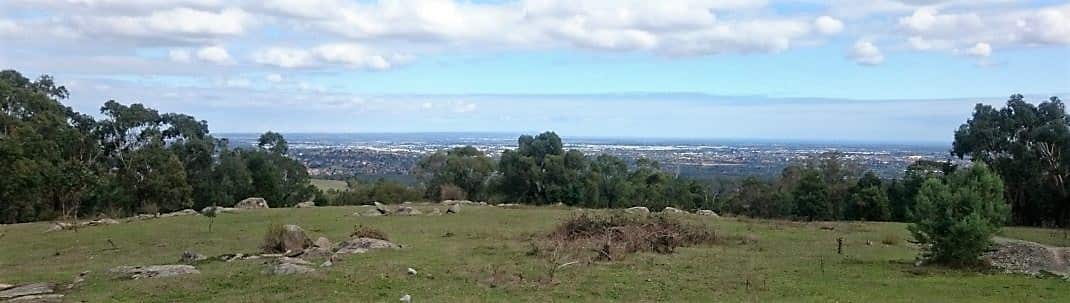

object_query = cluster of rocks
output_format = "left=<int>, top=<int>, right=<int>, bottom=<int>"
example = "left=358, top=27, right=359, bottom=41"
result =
left=44, top=197, right=277, bottom=232
left=984, top=237, right=1070, bottom=279
left=260, top=224, right=401, bottom=275
left=0, top=283, right=62, bottom=303
left=110, top=265, right=201, bottom=280
left=355, top=201, right=466, bottom=217
left=622, top=206, right=719, bottom=217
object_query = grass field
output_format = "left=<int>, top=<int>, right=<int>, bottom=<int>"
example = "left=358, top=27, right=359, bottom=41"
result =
left=1, top=205, right=1067, bottom=302
left=310, top=179, right=349, bottom=192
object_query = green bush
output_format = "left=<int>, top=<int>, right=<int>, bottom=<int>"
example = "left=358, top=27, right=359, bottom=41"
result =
left=908, top=163, right=1009, bottom=265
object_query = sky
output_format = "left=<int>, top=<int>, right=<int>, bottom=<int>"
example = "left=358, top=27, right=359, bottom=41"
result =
left=0, top=0, right=1068, bottom=143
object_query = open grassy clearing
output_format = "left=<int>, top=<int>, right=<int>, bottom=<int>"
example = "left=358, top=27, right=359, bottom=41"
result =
left=310, top=179, right=349, bottom=192
left=1000, top=227, right=1070, bottom=247
left=1, top=206, right=1067, bottom=302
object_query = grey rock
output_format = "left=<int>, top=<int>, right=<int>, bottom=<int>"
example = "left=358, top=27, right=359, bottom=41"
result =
left=235, top=197, right=270, bottom=209
left=0, top=283, right=54, bottom=299
left=696, top=209, right=719, bottom=217
left=313, top=237, right=332, bottom=250
left=0, top=284, right=13, bottom=291
left=373, top=202, right=391, bottom=215
left=662, top=207, right=686, bottom=214
left=395, top=206, right=422, bottom=216
left=335, top=237, right=401, bottom=255
left=624, top=206, right=650, bottom=215
left=5, top=294, right=64, bottom=303
left=110, top=265, right=200, bottom=279
left=295, top=201, right=315, bottom=208
left=446, top=203, right=461, bottom=214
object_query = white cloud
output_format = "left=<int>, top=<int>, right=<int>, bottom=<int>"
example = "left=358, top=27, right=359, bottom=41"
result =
left=0, top=19, right=19, bottom=36
left=72, top=7, right=253, bottom=42
left=814, top=16, right=844, bottom=35
left=168, top=49, right=191, bottom=62
left=265, top=73, right=283, bottom=82
left=964, top=42, right=992, bottom=57
left=850, top=40, right=884, bottom=65
left=195, top=45, right=232, bottom=64
left=253, top=44, right=407, bottom=70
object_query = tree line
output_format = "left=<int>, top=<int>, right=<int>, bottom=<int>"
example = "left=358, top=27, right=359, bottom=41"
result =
left=325, top=132, right=710, bottom=211
left=0, top=70, right=315, bottom=223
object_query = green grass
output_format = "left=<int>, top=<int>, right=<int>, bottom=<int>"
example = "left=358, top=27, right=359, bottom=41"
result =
left=1000, top=226, right=1070, bottom=247
left=310, top=178, right=348, bottom=192
left=1, top=206, right=1067, bottom=302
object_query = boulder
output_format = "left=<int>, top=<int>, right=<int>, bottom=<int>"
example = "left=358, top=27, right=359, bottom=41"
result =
left=235, top=197, right=270, bottom=209
left=624, top=206, right=650, bottom=215
left=295, top=201, right=315, bottom=208
left=313, top=237, right=332, bottom=250
left=335, top=237, right=401, bottom=255
left=0, top=283, right=54, bottom=299
left=0, top=284, right=12, bottom=291
left=110, top=265, right=200, bottom=279
left=179, top=251, right=207, bottom=264
left=373, top=202, right=391, bottom=215
left=696, top=210, right=719, bottom=217
left=5, top=294, right=64, bottom=303
left=428, top=208, right=443, bottom=216
left=446, top=203, right=461, bottom=214
left=662, top=207, right=686, bottom=214
left=275, top=225, right=312, bottom=254
left=45, top=222, right=74, bottom=232
left=81, top=218, right=119, bottom=226
left=356, top=209, right=383, bottom=217
left=395, top=206, right=422, bottom=216
left=200, top=206, right=238, bottom=216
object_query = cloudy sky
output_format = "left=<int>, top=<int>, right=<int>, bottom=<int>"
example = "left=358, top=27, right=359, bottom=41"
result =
left=1, top=0, right=1068, bottom=143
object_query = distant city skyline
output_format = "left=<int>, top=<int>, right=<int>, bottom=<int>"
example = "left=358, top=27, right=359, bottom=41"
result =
left=1, top=0, right=1067, bottom=142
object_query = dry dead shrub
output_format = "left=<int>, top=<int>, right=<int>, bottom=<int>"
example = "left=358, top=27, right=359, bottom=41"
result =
left=536, top=212, right=719, bottom=262
left=260, top=223, right=287, bottom=253
left=350, top=224, right=389, bottom=241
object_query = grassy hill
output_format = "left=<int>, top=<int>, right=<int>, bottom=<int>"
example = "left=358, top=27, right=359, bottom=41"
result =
left=1, top=205, right=1067, bottom=302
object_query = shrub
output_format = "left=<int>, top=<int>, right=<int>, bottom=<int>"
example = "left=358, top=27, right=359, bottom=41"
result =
left=351, top=225, right=389, bottom=241
left=908, top=163, right=1009, bottom=265
left=539, top=212, right=719, bottom=261
left=260, top=223, right=287, bottom=253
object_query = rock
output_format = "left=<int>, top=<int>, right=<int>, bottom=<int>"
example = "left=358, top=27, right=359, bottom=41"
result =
left=45, top=222, right=74, bottom=232
left=110, top=265, right=200, bottom=279
left=82, top=218, right=120, bottom=226
left=446, top=203, right=461, bottom=214
left=0, top=283, right=54, bottom=299
left=497, top=203, right=521, bottom=208
left=265, top=263, right=314, bottom=275
left=662, top=207, right=685, bottom=214
left=0, top=284, right=12, bottom=291
left=235, top=197, right=270, bottom=209
left=295, top=201, right=315, bottom=208
left=428, top=208, right=443, bottom=216
left=624, top=206, right=650, bottom=215
left=373, top=202, right=391, bottom=215
left=984, top=237, right=1070, bottom=278
left=274, top=225, right=313, bottom=254
left=407, top=268, right=418, bottom=275
left=278, top=257, right=312, bottom=266
left=66, top=271, right=89, bottom=290
left=200, top=206, right=239, bottom=216
left=320, top=260, right=333, bottom=268
left=356, top=209, right=383, bottom=217
left=5, top=294, right=65, bottom=303
left=179, top=251, right=207, bottom=264
left=696, top=210, right=719, bottom=217
left=129, top=214, right=157, bottom=221
left=395, top=206, right=422, bottom=216
left=335, top=237, right=401, bottom=255
left=313, top=237, right=332, bottom=250
left=400, top=294, right=412, bottom=303
left=161, top=209, right=199, bottom=217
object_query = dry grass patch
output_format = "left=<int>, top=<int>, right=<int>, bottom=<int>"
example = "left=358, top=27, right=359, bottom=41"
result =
left=533, top=212, right=720, bottom=262
left=350, top=224, right=389, bottom=241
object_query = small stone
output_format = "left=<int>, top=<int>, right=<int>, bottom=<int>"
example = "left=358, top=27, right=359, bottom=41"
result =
left=400, top=294, right=412, bottom=303
left=662, top=207, right=685, bottom=214
left=320, top=260, right=333, bottom=268
left=407, top=268, right=418, bottom=275
left=313, top=237, right=332, bottom=249
left=295, top=201, right=315, bottom=208
left=696, top=209, right=719, bottom=217
left=624, top=206, right=650, bottom=215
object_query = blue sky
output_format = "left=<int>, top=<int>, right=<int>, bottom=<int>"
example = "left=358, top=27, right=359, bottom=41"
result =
left=0, top=0, right=1067, bottom=143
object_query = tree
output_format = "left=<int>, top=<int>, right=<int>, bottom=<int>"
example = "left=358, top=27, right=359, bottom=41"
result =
left=793, top=169, right=832, bottom=220
left=258, top=131, right=288, bottom=155
left=908, top=163, right=1009, bottom=265
left=846, top=172, right=890, bottom=221
left=953, top=94, right=1070, bottom=226
left=414, top=146, right=494, bottom=201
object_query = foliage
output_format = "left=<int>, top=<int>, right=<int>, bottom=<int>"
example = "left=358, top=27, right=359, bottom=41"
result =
left=0, top=70, right=313, bottom=222
left=414, top=146, right=494, bottom=201
left=952, top=94, right=1070, bottom=226
left=350, top=225, right=389, bottom=241
left=908, top=163, right=1009, bottom=265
